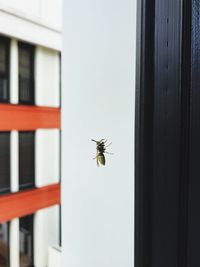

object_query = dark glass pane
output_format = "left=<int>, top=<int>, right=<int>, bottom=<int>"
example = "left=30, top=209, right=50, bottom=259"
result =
left=19, top=132, right=35, bottom=190
left=20, top=215, right=33, bottom=267
left=0, top=37, right=9, bottom=102
left=0, top=44, right=6, bottom=73
left=0, top=133, right=10, bottom=194
left=0, top=223, right=9, bottom=267
left=0, top=79, right=8, bottom=100
left=18, top=43, right=34, bottom=104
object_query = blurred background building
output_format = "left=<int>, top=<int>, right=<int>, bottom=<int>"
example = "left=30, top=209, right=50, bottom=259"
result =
left=0, top=0, right=62, bottom=266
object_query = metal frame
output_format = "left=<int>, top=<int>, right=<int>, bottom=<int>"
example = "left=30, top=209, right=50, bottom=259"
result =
left=135, top=0, right=192, bottom=266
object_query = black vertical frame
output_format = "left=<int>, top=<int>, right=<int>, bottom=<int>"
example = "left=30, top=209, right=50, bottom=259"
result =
left=135, top=0, right=155, bottom=266
left=187, top=1, right=200, bottom=266
left=135, top=0, right=192, bottom=267
left=152, top=1, right=183, bottom=267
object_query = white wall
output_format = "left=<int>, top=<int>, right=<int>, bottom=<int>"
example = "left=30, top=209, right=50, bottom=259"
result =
left=0, top=0, right=62, bottom=50
left=0, top=0, right=62, bottom=31
left=48, top=246, right=62, bottom=267
left=35, top=46, right=60, bottom=107
left=34, top=205, right=60, bottom=267
left=62, top=0, right=137, bottom=266
left=35, top=129, right=60, bottom=187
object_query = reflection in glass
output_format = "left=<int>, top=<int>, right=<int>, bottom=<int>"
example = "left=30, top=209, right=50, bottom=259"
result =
left=0, top=38, right=9, bottom=102
left=18, top=43, right=34, bottom=104
left=20, top=215, right=33, bottom=267
left=0, top=132, right=10, bottom=194
left=19, top=132, right=35, bottom=191
left=0, top=223, right=9, bottom=267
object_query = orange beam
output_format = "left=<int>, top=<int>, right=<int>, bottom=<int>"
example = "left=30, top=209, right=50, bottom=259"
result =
left=0, top=184, right=61, bottom=223
left=0, top=104, right=61, bottom=130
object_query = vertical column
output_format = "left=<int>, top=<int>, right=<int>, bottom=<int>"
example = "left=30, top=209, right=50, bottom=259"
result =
left=11, top=131, right=19, bottom=192
left=34, top=206, right=59, bottom=267
left=10, top=219, right=19, bottom=267
left=10, top=38, right=19, bottom=267
left=10, top=131, right=19, bottom=266
left=34, top=46, right=60, bottom=266
left=10, top=38, right=19, bottom=104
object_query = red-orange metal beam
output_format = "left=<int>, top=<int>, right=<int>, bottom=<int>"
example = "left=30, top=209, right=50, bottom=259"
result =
left=0, top=104, right=61, bottom=130
left=0, top=184, right=61, bottom=223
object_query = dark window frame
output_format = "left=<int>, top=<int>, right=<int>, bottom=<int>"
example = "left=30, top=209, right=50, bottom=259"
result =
left=0, top=36, right=10, bottom=103
left=18, top=42, right=35, bottom=105
left=19, top=131, right=35, bottom=191
left=135, top=0, right=192, bottom=267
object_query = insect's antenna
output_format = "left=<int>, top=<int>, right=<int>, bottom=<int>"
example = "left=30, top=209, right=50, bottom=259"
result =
left=91, top=139, right=97, bottom=143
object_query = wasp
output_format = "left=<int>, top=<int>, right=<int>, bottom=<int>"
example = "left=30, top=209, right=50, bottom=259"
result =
left=91, top=139, right=113, bottom=166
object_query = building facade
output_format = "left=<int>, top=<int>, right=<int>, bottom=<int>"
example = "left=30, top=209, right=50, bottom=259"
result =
left=0, top=1, right=62, bottom=266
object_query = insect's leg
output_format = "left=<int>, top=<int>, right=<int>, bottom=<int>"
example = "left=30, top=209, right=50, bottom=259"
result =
left=105, top=151, right=114, bottom=155
left=97, top=158, right=100, bottom=167
left=105, top=142, right=112, bottom=148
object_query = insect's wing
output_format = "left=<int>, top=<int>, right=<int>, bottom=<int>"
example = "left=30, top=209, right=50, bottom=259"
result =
left=99, top=154, right=106, bottom=166
left=96, top=151, right=100, bottom=167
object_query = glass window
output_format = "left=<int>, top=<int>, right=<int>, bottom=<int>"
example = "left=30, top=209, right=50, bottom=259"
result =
left=20, top=215, right=34, bottom=267
left=18, top=43, right=34, bottom=104
left=0, top=223, right=9, bottom=267
left=19, top=132, right=35, bottom=190
left=0, top=132, right=10, bottom=194
left=0, top=37, right=9, bottom=102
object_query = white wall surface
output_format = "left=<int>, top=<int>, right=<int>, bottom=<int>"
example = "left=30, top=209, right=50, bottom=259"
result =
left=35, top=46, right=60, bottom=107
left=62, top=0, right=137, bottom=266
left=0, top=0, right=62, bottom=31
left=0, top=0, right=62, bottom=50
left=34, top=205, right=60, bottom=267
left=35, top=129, right=60, bottom=187
left=48, top=246, right=62, bottom=267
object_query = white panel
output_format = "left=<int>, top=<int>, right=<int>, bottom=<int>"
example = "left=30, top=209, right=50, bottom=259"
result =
left=35, top=46, right=60, bottom=107
left=10, top=39, right=18, bottom=104
left=35, top=129, right=60, bottom=187
left=40, top=0, right=62, bottom=31
left=34, top=205, right=59, bottom=267
left=0, top=0, right=62, bottom=32
left=10, top=219, right=20, bottom=267
left=10, top=131, right=19, bottom=192
left=0, top=9, right=61, bottom=50
left=62, top=0, right=136, bottom=266
left=48, top=246, right=62, bottom=267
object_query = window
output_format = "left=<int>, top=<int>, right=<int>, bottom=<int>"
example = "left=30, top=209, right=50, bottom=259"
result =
left=0, top=132, right=10, bottom=194
left=18, top=43, right=34, bottom=104
left=19, top=132, right=35, bottom=190
left=0, top=223, right=9, bottom=267
left=0, top=37, right=9, bottom=102
left=20, top=215, right=34, bottom=267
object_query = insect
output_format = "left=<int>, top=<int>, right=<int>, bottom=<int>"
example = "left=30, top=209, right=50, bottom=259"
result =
left=91, top=139, right=113, bottom=166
